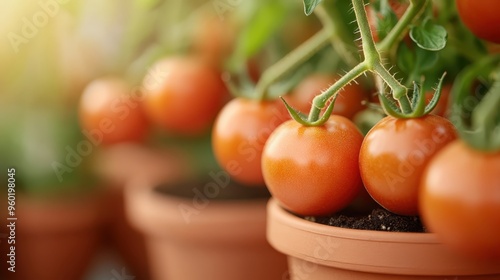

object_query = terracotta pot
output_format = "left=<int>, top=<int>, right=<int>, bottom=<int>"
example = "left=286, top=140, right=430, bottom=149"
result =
left=267, top=199, right=500, bottom=280
left=125, top=178, right=288, bottom=280
left=9, top=193, right=103, bottom=280
left=101, top=187, right=150, bottom=280
left=96, top=143, right=189, bottom=280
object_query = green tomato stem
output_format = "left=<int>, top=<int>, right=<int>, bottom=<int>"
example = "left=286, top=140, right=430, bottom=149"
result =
left=351, top=0, right=379, bottom=67
left=376, top=0, right=428, bottom=53
left=308, top=62, right=368, bottom=122
left=314, top=3, right=359, bottom=68
left=353, top=0, right=410, bottom=113
left=471, top=75, right=500, bottom=151
left=373, top=62, right=411, bottom=113
left=255, top=28, right=331, bottom=100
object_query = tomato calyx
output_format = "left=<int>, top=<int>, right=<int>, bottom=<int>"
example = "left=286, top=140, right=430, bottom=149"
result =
left=280, top=93, right=338, bottom=127
left=379, top=72, right=446, bottom=119
left=450, top=55, right=500, bottom=152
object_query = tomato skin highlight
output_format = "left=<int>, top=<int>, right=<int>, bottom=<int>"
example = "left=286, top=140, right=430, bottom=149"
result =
left=456, top=0, right=500, bottom=44
left=359, top=115, right=457, bottom=215
left=262, top=117, right=364, bottom=216
left=142, top=56, right=227, bottom=136
left=420, top=140, right=500, bottom=259
left=79, top=77, right=149, bottom=146
left=212, top=98, right=289, bottom=186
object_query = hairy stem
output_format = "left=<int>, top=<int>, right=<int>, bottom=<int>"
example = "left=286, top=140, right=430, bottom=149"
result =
left=308, top=62, right=369, bottom=121
left=314, top=3, right=359, bottom=67
left=351, top=0, right=379, bottom=67
left=352, top=0, right=410, bottom=113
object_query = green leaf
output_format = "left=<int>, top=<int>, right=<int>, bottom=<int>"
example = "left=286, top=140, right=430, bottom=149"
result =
left=373, top=0, right=400, bottom=41
left=228, top=1, right=288, bottom=71
left=410, top=19, right=447, bottom=51
left=414, top=47, right=439, bottom=72
left=396, top=43, right=415, bottom=74
left=303, top=0, right=322, bottom=16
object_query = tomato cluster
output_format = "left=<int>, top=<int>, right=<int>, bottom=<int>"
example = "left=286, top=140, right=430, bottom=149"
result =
left=76, top=0, right=500, bottom=262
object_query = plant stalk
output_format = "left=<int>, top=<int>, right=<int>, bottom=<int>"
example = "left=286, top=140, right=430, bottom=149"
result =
left=377, top=0, right=428, bottom=53
left=314, top=3, right=359, bottom=68
left=309, top=62, right=369, bottom=121
left=352, top=0, right=411, bottom=114
left=255, top=28, right=331, bottom=100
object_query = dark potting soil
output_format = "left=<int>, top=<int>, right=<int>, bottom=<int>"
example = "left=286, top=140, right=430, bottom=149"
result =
left=154, top=176, right=271, bottom=201
left=305, top=208, right=426, bottom=233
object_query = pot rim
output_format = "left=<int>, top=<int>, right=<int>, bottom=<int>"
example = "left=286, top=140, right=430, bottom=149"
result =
left=125, top=178, right=270, bottom=244
left=266, top=198, right=500, bottom=276
left=270, top=198, right=438, bottom=242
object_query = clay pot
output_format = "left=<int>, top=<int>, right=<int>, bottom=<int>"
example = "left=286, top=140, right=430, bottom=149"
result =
left=267, top=199, right=500, bottom=280
left=10, top=193, right=103, bottom=280
left=125, top=177, right=288, bottom=280
left=96, top=143, right=189, bottom=280
left=101, top=187, right=151, bottom=280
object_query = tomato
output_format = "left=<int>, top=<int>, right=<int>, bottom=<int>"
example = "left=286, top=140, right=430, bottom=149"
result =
left=142, top=56, right=228, bottom=136
left=191, top=13, right=236, bottom=68
left=359, top=115, right=457, bottom=215
left=212, top=98, right=289, bottom=186
left=456, top=0, right=500, bottom=44
left=262, top=117, right=364, bottom=216
left=288, top=74, right=368, bottom=119
left=420, top=140, right=500, bottom=259
left=79, top=77, right=149, bottom=146
left=425, top=83, right=452, bottom=117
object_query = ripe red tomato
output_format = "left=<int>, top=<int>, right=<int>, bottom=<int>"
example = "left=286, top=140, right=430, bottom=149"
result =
left=191, top=13, right=236, bottom=68
left=420, top=140, right=500, bottom=259
left=359, top=115, right=457, bottom=215
left=288, top=74, right=368, bottom=119
left=456, top=0, right=500, bottom=44
left=79, top=77, right=149, bottom=146
left=262, top=117, right=364, bottom=216
left=212, top=98, right=289, bottom=186
left=142, top=56, right=228, bottom=136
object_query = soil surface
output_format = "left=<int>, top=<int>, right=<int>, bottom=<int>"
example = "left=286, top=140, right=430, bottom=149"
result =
left=154, top=176, right=271, bottom=201
left=305, top=208, right=426, bottom=233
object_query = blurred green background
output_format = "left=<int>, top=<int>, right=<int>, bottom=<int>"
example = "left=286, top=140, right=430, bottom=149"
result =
left=0, top=0, right=322, bottom=196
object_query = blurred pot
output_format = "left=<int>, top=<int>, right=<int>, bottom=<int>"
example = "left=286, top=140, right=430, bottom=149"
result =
left=96, top=143, right=188, bottom=280
left=101, top=187, right=150, bottom=280
left=11, top=193, right=103, bottom=280
left=267, top=198, right=500, bottom=280
left=125, top=176, right=288, bottom=280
